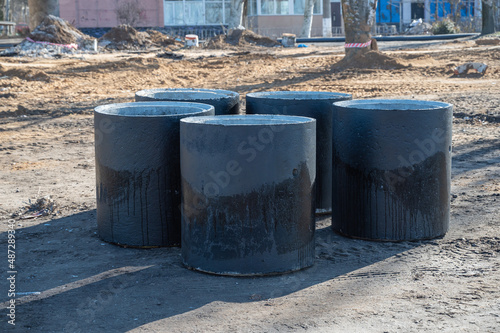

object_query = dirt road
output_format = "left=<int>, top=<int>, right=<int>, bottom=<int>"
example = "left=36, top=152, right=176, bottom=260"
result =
left=0, top=39, right=499, bottom=332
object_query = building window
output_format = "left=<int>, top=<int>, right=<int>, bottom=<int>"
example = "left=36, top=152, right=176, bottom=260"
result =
left=261, top=0, right=276, bottom=14
left=206, top=2, right=223, bottom=24
left=164, top=1, right=185, bottom=25
left=293, top=0, right=321, bottom=15
left=224, top=1, right=231, bottom=22
left=164, top=0, right=322, bottom=25
left=249, top=0, right=258, bottom=15
left=257, top=0, right=322, bottom=16
left=164, top=0, right=229, bottom=25
left=185, top=1, right=205, bottom=25
left=277, top=0, right=290, bottom=14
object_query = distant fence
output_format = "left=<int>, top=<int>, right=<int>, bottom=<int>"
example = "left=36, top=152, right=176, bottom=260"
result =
left=375, top=24, right=398, bottom=36
left=158, top=26, right=226, bottom=39
left=245, top=26, right=345, bottom=39
left=80, top=25, right=348, bottom=41
left=81, top=26, right=226, bottom=40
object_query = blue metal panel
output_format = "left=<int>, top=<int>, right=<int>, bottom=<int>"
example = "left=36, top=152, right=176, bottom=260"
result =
left=376, top=0, right=400, bottom=24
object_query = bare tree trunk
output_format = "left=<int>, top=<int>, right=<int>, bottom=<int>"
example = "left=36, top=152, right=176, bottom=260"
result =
left=434, top=0, right=439, bottom=21
left=301, top=0, right=315, bottom=37
left=481, top=0, right=496, bottom=34
left=228, top=0, right=245, bottom=29
left=3, top=0, right=9, bottom=21
left=323, top=0, right=332, bottom=37
left=242, top=0, right=248, bottom=27
left=341, top=0, right=377, bottom=58
left=28, top=0, right=59, bottom=30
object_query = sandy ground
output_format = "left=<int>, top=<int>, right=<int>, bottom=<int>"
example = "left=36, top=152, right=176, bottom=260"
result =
left=0, top=38, right=499, bottom=332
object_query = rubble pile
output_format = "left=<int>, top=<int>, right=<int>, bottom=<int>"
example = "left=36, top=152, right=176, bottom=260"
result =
left=1, top=42, right=81, bottom=58
left=0, top=15, right=97, bottom=58
left=98, top=25, right=181, bottom=50
left=145, top=29, right=181, bottom=47
left=405, top=19, right=433, bottom=35
left=205, top=28, right=280, bottom=49
left=29, top=15, right=94, bottom=45
left=11, top=196, right=58, bottom=219
left=0, top=18, right=180, bottom=58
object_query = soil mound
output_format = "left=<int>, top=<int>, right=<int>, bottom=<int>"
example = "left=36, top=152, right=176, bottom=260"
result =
left=4, top=68, right=51, bottom=82
left=99, top=25, right=181, bottom=50
left=145, top=30, right=181, bottom=47
left=333, top=51, right=409, bottom=70
left=78, top=57, right=160, bottom=73
left=205, top=34, right=227, bottom=49
left=205, top=29, right=280, bottom=49
left=29, top=15, right=93, bottom=45
left=2, top=59, right=48, bottom=79
left=475, top=38, right=500, bottom=46
left=100, top=24, right=149, bottom=47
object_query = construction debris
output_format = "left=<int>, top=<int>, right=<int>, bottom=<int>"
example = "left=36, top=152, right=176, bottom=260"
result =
left=156, top=51, right=184, bottom=60
left=0, top=19, right=181, bottom=57
left=0, top=15, right=97, bottom=58
left=98, top=25, right=181, bottom=50
left=11, top=196, right=57, bottom=219
left=205, top=28, right=281, bottom=49
left=281, top=33, right=296, bottom=48
left=0, top=40, right=87, bottom=58
left=405, top=19, right=432, bottom=35
left=454, top=62, right=488, bottom=75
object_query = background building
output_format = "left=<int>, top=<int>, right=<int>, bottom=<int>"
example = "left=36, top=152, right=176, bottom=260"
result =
left=56, top=0, right=486, bottom=38
left=246, top=0, right=324, bottom=38
left=59, top=0, right=164, bottom=28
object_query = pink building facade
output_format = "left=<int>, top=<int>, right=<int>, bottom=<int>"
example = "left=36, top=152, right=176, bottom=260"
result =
left=59, top=0, right=333, bottom=37
left=59, top=0, right=164, bottom=28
